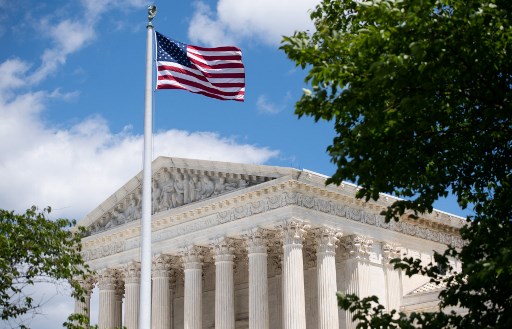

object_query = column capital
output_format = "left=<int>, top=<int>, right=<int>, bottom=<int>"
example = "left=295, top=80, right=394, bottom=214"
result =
left=97, top=268, right=119, bottom=290
left=382, top=242, right=401, bottom=264
left=74, top=275, right=95, bottom=292
left=279, top=218, right=310, bottom=245
left=153, top=254, right=172, bottom=278
left=244, top=228, right=268, bottom=254
left=114, top=282, right=125, bottom=300
left=123, top=261, right=141, bottom=284
left=211, top=238, right=235, bottom=262
left=315, top=226, right=342, bottom=254
left=341, top=235, right=373, bottom=260
left=181, top=246, right=204, bottom=270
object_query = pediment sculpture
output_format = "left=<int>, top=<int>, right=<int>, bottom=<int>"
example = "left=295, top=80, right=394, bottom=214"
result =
left=87, top=168, right=271, bottom=235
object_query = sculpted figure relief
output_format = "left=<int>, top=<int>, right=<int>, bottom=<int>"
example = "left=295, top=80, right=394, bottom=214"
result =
left=173, top=172, right=185, bottom=207
left=124, top=194, right=141, bottom=222
left=152, top=176, right=163, bottom=213
left=200, top=174, right=215, bottom=199
left=160, top=171, right=175, bottom=210
left=88, top=168, right=264, bottom=234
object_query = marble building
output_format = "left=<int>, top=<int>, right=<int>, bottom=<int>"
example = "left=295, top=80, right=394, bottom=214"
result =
left=75, top=157, right=464, bottom=329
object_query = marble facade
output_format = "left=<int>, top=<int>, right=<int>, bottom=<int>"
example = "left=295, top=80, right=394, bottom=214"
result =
left=76, top=157, right=464, bottom=329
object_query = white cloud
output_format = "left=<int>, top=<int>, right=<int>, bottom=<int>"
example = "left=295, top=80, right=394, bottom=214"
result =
left=0, top=58, right=30, bottom=93
left=0, top=88, right=278, bottom=221
left=256, top=92, right=292, bottom=114
left=188, top=0, right=319, bottom=46
left=22, top=0, right=145, bottom=85
left=257, top=94, right=282, bottom=114
left=28, top=17, right=95, bottom=84
left=188, top=1, right=236, bottom=46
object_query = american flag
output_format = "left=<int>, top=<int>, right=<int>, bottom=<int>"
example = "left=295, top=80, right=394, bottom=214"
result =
left=155, top=31, right=245, bottom=101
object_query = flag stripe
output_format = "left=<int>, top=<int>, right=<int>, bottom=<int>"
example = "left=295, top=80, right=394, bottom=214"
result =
left=189, top=58, right=245, bottom=71
left=158, top=63, right=245, bottom=84
left=158, top=63, right=244, bottom=77
left=159, top=85, right=244, bottom=101
left=158, top=74, right=245, bottom=96
left=188, top=53, right=242, bottom=62
left=155, top=31, right=245, bottom=101
left=188, top=45, right=241, bottom=52
left=158, top=80, right=244, bottom=101
left=158, top=73, right=245, bottom=90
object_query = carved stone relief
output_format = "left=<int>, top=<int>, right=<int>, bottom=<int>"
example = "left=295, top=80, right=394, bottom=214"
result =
left=82, top=240, right=125, bottom=262
left=382, top=242, right=402, bottom=265
left=340, top=235, right=373, bottom=260
left=87, top=169, right=270, bottom=235
left=122, top=262, right=141, bottom=284
left=216, top=191, right=463, bottom=248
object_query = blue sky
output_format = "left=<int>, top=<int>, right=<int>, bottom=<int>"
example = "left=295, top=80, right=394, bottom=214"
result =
left=0, top=0, right=469, bottom=327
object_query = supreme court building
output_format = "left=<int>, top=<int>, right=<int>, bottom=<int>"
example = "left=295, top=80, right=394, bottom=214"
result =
left=75, top=157, right=464, bottom=329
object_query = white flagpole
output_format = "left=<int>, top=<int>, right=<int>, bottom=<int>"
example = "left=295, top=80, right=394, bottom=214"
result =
left=140, top=5, right=156, bottom=329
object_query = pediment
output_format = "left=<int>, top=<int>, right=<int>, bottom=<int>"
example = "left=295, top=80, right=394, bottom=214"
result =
left=80, top=157, right=295, bottom=235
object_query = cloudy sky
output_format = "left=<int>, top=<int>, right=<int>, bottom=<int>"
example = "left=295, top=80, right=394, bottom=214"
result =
left=0, top=0, right=468, bottom=327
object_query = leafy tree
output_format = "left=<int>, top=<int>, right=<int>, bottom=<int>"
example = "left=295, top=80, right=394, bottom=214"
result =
left=0, top=206, right=91, bottom=328
left=281, top=0, right=512, bottom=328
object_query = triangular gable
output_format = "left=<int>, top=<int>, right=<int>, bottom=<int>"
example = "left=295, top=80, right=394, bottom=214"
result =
left=79, top=157, right=296, bottom=235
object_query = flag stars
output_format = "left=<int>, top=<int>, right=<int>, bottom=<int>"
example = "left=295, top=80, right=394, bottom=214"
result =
left=156, top=32, right=192, bottom=67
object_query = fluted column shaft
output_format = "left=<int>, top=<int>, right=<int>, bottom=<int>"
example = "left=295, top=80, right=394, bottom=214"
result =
left=114, top=286, right=124, bottom=329
left=98, top=270, right=118, bottom=329
left=383, top=243, right=402, bottom=311
left=247, top=232, right=269, bottom=329
left=316, top=228, right=340, bottom=329
left=152, top=256, right=172, bottom=329
left=214, top=241, right=235, bottom=329
left=342, top=236, right=372, bottom=329
left=385, top=266, right=402, bottom=310
left=124, top=263, right=141, bottom=329
left=281, top=220, right=308, bottom=329
left=73, top=278, right=93, bottom=325
left=183, top=249, right=203, bottom=329
left=74, top=293, right=91, bottom=318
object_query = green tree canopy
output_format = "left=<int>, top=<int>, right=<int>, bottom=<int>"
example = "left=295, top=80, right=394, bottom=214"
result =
left=0, top=206, right=91, bottom=328
left=281, top=0, right=511, bottom=327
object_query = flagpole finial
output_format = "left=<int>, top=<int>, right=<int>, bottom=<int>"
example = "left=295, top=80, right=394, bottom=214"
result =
left=147, top=5, right=157, bottom=27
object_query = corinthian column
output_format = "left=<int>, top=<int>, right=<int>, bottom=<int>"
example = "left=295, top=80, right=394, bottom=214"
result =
left=182, top=247, right=203, bottom=329
left=382, top=243, right=403, bottom=311
left=114, top=282, right=124, bottom=328
left=316, top=227, right=341, bottom=329
left=73, top=276, right=94, bottom=324
left=123, top=262, right=141, bottom=329
left=97, top=269, right=118, bottom=329
left=280, top=219, right=309, bottom=329
left=341, top=235, right=373, bottom=329
left=152, top=255, right=172, bottom=329
left=212, top=239, right=235, bottom=329
left=246, top=229, right=269, bottom=329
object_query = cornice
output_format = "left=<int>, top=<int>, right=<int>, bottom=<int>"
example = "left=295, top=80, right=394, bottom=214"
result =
left=81, top=179, right=464, bottom=261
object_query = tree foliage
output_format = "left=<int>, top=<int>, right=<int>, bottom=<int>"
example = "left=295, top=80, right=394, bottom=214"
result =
left=0, top=206, right=91, bottom=328
left=281, top=0, right=512, bottom=327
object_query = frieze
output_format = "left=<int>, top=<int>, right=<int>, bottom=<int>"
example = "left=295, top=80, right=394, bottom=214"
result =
left=81, top=240, right=126, bottom=261
left=215, top=191, right=463, bottom=248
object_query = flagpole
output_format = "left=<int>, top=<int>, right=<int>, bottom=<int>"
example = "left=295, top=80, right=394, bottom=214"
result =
left=140, top=5, right=156, bottom=329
